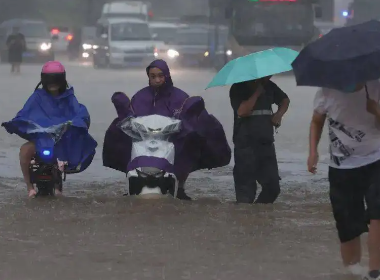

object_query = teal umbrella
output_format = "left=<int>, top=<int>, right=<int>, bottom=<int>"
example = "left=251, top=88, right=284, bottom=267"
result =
left=206, top=47, right=299, bottom=89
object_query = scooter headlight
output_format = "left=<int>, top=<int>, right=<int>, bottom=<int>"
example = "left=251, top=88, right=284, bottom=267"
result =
left=40, top=149, right=53, bottom=159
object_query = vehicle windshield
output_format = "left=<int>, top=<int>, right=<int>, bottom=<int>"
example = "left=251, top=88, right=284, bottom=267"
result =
left=118, top=116, right=181, bottom=142
left=232, top=3, right=314, bottom=45
left=172, top=30, right=209, bottom=45
left=25, top=121, right=72, bottom=143
left=347, top=1, right=380, bottom=25
left=82, top=27, right=96, bottom=41
left=218, top=30, right=228, bottom=45
left=150, top=26, right=176, bottom=42
left=168, top=28, right=228, bottom=46
left=19, top=23, right=49, bottom=38
left=110, top=22, right=152, bottom=41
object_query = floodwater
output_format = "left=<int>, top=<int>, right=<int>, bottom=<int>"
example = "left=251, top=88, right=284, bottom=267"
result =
left=0, top=62, right=365, bottom=279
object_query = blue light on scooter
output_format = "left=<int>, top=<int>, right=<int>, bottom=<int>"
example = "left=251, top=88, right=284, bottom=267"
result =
left=42, top=150, right=51, bottom=156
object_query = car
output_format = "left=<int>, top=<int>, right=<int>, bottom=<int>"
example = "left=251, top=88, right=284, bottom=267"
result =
left=163, top=25, right=228, bottom=68
left=93, top=17, right=157, bottom=69
left=80, top=26, right=97, bottom=61
left=0, top=19, right=54, bottom=63
left=148, top=21, right=188, bottom=58
left=50, top=26, right=72, bottom=54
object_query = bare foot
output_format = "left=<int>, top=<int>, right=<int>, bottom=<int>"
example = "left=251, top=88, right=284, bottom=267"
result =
left=28, top=189, right=37, bottom=198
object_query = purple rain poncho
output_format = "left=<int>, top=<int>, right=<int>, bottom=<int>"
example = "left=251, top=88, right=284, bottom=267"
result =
left=102, top=59, right=231, bottom=181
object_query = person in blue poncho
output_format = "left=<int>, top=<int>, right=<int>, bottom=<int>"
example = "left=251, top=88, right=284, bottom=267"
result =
left=2, top=61, right=97, bottom=198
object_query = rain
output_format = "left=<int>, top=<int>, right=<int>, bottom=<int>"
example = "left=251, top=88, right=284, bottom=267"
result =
left=0, top=0, right=372, bottom=279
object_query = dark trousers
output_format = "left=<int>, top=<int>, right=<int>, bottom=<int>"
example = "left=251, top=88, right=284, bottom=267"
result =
left=233, top=142, right=280, bottom=204
left=329, top=159, right=380, bottom=243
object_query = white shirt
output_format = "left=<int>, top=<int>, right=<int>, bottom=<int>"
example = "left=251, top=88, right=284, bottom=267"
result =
left=313, top=80, right=380, bottom=169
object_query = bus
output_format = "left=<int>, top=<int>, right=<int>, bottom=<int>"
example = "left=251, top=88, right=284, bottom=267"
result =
left=222, top=0, right=321, bottom=61
left=345, top=0, right=380, bottom=26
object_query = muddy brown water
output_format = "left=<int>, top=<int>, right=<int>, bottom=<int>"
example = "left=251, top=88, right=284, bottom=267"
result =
left=0, top=64, right=361, bottom=279
left=0, top=174, right=366, bottom=280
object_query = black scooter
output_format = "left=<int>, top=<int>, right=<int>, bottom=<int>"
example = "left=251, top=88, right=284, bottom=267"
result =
left=29, top=154, right=66, bottom=197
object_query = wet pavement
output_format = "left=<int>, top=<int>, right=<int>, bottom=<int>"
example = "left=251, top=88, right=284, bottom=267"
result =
left=0, top=62, right=363, bottom=279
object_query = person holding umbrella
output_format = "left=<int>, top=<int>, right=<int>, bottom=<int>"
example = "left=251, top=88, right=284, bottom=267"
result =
left=206, top=47, right=297, bottom=204
left=292, top=20, right=380, bottom=279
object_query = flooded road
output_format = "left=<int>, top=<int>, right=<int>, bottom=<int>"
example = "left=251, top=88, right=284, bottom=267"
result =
left=0, top=62, right=360, bottom=279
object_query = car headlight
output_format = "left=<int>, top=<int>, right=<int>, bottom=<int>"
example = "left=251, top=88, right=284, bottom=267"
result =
left=40, top=42, right=51, bottom=51
left=204, top=51, right=209, bottom=57
left=226, top=49, right=232, bottom=56
left=82, top=43, right=92, bottom=50
left=167, top=49, right=179, bottom=58
left=92, top=45, right=99, bottom=49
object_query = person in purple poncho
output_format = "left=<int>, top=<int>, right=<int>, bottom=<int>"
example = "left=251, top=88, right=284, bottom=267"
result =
left=102, top=59, right=231, bottom=200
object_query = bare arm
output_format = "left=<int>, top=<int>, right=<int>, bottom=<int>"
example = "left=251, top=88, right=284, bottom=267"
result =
left=275, top=97, right=290, bottom=118
left=309, top=111, right=326, bottom=155
left=236, top=85, right=264, bottom=117
left=366, top=95, right=380, bottom=123
left=372, top=108, right=380, bottom=123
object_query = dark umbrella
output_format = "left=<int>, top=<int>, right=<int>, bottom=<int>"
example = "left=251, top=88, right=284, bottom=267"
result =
left=292, top=20, right=380, bottom=91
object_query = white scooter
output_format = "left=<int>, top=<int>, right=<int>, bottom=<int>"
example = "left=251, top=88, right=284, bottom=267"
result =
left=118, top=114, right=181, bottom=198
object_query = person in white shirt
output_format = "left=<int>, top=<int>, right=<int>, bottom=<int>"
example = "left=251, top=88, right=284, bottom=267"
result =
left=308, top=80, right=380, bottom=280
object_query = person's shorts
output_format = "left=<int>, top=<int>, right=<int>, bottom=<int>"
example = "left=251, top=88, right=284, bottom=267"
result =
left=329, top=159, right=380, bottom=243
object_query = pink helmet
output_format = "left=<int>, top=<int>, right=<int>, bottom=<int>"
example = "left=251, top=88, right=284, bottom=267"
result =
left=38, top=61, right=67, bottom=93
left=41, top=61, right=65, bottom=73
